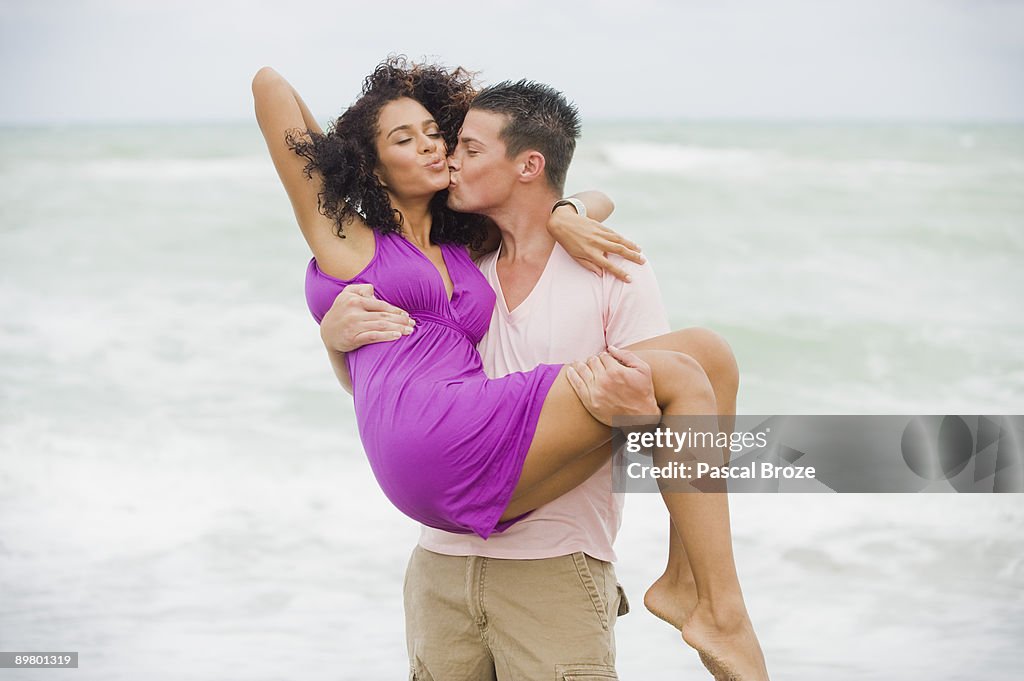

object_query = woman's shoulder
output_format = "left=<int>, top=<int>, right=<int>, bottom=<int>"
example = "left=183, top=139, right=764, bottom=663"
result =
left=309, top=218, right=378, bottom=281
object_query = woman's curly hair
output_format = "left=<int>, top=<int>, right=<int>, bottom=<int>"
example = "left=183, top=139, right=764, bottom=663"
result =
left=287, top=56, right=486, bottom=248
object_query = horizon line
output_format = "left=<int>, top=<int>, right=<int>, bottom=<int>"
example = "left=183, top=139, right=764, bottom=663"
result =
left=1, top=114, right=1023, bottom=129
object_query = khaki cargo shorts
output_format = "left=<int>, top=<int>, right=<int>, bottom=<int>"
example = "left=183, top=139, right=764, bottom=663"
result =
left=404, top=545, right=630, bottom=681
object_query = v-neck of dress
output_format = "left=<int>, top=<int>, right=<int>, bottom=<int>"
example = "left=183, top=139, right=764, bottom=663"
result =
left=403, top=234, right=457, bottom=304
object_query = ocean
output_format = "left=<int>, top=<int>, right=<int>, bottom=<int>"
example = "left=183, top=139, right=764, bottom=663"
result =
left=1, top=120, right=1022, bottom=679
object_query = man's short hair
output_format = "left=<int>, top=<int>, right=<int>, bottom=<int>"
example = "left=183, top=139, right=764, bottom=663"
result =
left=470, top=80, right=581, bottom=194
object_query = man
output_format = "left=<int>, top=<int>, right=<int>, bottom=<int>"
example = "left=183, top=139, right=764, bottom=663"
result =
left=320, top=81, right=766, bottom=680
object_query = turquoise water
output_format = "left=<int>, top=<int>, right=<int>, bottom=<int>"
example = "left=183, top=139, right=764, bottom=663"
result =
left=1, top=121, right=1022, bottom=679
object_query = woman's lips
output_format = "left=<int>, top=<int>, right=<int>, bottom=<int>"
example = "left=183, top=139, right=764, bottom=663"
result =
left=425, top=158, right=446, bottom=171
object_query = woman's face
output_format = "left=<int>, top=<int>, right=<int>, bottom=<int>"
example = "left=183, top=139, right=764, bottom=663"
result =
left=374, top=97, right=450, bottom=200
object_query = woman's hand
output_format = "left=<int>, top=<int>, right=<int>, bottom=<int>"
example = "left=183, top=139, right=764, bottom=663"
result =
left=547, top=205, right=644, bottom=282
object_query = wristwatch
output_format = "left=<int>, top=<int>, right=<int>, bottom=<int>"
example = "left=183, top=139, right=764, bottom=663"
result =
left=551, top=197, right=587, bottom=219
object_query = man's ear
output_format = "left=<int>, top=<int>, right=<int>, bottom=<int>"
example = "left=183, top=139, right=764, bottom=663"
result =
left=518, top=151, right=546, bottom=184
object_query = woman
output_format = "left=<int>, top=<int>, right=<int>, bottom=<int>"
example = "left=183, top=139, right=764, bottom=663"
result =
left=253, top=57, right=769, bottom=680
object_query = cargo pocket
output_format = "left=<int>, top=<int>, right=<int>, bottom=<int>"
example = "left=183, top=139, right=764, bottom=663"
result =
left=556, top=663, right=619, bottom=680
left=615, top=583, right=630, bottom=617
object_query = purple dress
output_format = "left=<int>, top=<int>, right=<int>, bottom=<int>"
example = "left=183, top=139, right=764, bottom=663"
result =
left=305, top=230, right=562, bottom=539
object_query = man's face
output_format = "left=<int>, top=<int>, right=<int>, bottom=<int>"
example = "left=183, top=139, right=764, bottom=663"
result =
left=446, top=109, right=519, bottom=215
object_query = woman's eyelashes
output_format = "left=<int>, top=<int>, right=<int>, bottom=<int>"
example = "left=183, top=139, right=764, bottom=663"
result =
left=397, top=131, right=441, bottom=145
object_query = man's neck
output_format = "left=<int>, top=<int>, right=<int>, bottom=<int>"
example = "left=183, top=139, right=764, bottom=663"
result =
left=487, top=190, right=560, bottom=263
left=485, top=189, right=560, bottom=313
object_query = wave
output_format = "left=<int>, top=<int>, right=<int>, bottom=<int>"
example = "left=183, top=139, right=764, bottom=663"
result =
left=595, top=142, right=1019, bottom=181
left=600, top=143, right=768, bottom=175
left=79, top=157, right=275, bottom=181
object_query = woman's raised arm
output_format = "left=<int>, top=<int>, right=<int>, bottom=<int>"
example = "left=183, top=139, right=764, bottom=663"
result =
left=252, top=67, right=335, bottom=254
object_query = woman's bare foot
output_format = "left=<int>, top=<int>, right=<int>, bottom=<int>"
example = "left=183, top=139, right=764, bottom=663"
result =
left=643, top=571, right=698, bottom=630
left=698, top=650, right=740, bottom=681
left=681, top=598, right=769, bottom=681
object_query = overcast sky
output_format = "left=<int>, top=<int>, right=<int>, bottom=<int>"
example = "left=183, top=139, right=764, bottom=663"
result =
left=1, top=0, right=1022, bottom=125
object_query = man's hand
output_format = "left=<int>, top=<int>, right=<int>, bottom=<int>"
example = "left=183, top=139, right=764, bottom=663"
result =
left=320, top=283, right=414, bottom=353
left=566, top=346, right=661, bottom=427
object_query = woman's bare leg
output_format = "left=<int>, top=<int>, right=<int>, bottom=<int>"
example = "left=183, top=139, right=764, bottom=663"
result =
left=502, top=440, right=615, bottom=515
left=508, top=328, right=741, bottom=633
left=503, top=328, right=738, bottom=510
left=631, top=329, right=740, bottom=631
left=510, top=328, right=741, bottom=635
left=622, top=330, right=764, bottom=681
left=501, top=332, right=767, bottom=680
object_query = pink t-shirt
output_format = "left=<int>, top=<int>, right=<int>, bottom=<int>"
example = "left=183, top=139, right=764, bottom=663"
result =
left=418, top=241, right=670, bottom=561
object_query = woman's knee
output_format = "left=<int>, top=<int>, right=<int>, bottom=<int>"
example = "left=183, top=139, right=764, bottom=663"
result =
left=647, top=350, right=717, bottom=413
left=685, top=326, right=740, bottom=396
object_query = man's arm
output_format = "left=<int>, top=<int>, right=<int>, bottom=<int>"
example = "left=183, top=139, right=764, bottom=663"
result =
left=319, top=284, right=414, bottom=394
left=603, top=254, right=671, bottom=348
left=323, top=345, right=354, bottom=395
left=568, top=252, right=671, bottom=424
